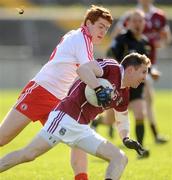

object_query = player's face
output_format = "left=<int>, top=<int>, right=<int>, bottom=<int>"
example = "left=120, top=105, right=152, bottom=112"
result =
left=129, top=14, right=145, bottom=36
left=87, top=17, right=111, bottom=44
left=128, top=64, right=148, bottom=88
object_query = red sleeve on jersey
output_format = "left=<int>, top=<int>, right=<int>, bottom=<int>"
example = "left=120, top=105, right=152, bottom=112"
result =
left=152, top=10, right=167, bottom=30
left=114, top=88, right=129, bottom=112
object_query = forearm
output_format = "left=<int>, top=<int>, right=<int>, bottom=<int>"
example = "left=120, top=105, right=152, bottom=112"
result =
left=115, top=112, right=147, bottom=156
left=76, top=61, right=103, bottom=89
left=115, top=110, right=130, bottom=141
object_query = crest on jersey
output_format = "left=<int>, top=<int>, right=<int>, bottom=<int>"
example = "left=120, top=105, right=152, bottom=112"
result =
left=20, top=103, right=28, bottom=111
left=116, top=97, right=123, bottom=106
left=111, top=85, right=124, bottom=106
left=59, top=127, right=66, bottom=136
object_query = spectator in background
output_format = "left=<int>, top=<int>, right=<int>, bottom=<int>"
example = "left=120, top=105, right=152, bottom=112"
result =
left=109, top=0, right=171, bottom=143
left=0, top=5, right=113, bottom=180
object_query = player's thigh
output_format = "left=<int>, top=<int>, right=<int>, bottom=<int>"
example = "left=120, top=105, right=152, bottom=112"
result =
left=22, top=134, right=54, bottom=160
left=129, top=99, right=146, bottom=119
left=103, top=108, right=116, bottom=125
left=0, top=108, right=30, bottom=143
left=76, top=130, right=107, bottom=156
left=76, top=131, right=124, bottom=162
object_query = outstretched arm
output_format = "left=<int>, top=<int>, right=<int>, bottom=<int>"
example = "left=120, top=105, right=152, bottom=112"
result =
left=114, top=110, right=147, bottom=156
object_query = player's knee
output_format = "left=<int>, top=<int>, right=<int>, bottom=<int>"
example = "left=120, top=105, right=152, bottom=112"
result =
left=117, top=150, right=128, bottom=167
left=135, top=113, right=145, bottom=120
left=110, top=149, right=128, bottom=167
left=146, top=95, right=153, bottom=104
left=20, top=149, right=37, bottom=162
left=116, top=151, right=128, bottom=169
left=134, top=109, right=146, bottom=120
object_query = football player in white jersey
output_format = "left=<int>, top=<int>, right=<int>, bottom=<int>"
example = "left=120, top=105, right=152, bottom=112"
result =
left=0, top=5, right=112, bottom=180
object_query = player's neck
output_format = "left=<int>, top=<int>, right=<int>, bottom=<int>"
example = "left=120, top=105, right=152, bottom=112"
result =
left=134, top=34, right=142, bottom=41
left=139, top=4, right=152, bottom=13
left=121, top=75, right=128, bottom=88
left=142, top=6, right=151, bottom=13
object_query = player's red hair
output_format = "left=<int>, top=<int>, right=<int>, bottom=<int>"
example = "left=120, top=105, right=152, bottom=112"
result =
left=83, top=5, right=113, bottom=26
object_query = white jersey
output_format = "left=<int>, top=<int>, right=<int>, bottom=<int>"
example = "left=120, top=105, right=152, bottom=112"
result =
left=32, top=26, right=94, bottom=99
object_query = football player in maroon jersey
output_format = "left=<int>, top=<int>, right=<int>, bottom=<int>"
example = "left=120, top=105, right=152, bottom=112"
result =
left=0, top=53, right=150, bottom=180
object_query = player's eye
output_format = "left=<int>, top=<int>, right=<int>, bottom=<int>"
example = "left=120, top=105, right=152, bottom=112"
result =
left=99, top=25, right=104, bottom=29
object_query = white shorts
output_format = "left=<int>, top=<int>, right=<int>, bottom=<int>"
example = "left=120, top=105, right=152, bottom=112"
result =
left=39, top=110, right=107, bottom=155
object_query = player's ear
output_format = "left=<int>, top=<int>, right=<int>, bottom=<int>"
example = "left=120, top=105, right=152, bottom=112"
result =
left=126, top=66, right=133, bottom=74
left=86, top=19, right=92, bottom=26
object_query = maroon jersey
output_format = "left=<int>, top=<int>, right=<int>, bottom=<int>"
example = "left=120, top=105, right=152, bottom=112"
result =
left=56, top=59, right=129, bottom=124
left=143, top=7, right=167, bottom=64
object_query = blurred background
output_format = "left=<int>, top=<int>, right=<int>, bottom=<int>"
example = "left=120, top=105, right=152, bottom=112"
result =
left=0, top=0, right=172, bottom=89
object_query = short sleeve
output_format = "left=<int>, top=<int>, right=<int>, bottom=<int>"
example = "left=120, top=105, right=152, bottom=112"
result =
left=115, top=89, right=129, bottom=112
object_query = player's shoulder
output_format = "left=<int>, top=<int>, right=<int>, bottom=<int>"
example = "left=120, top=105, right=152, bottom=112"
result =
left=64, top=28, right=86, bottom=45
left=97, top=58, right=120, bottom=70
left=153, top=7, right=166, bottom=19
left=65, top=28, right=84, bottom=38
left=97, top=58, right=119, bottom=65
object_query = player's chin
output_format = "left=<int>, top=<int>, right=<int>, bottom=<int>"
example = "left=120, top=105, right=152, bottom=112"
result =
left=94, top=40, right=102, bottom=45
left=96, top=37, right=103, bottom=44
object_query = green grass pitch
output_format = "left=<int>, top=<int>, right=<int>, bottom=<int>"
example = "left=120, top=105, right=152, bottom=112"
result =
left=0, top=90, right=172, bottom=180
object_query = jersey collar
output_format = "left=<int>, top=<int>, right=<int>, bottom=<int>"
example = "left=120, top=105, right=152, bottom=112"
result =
left=81, top=25, right=92, bottom=40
